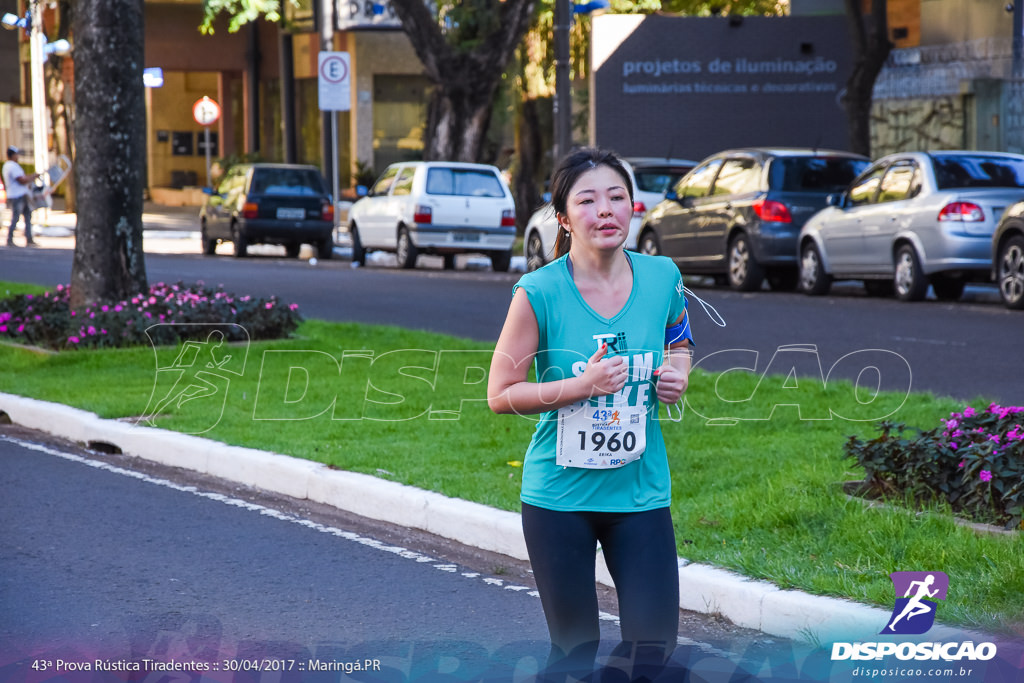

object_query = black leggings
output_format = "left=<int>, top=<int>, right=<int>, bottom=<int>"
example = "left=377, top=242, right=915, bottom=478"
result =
left=521, top=503, right=680, bottom=678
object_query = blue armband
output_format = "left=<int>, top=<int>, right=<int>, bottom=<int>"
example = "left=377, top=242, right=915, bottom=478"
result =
left=665, top=313, right=694, bottom=346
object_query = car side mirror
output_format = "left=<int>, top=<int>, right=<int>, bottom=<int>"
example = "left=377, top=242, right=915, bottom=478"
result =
left=826, top=193, right=845, bottom=209
left=665, top=189, right=678, bottom=201
left=202, top=186, right=215, bottom=196
left=357, top=184, right=369, bottom=197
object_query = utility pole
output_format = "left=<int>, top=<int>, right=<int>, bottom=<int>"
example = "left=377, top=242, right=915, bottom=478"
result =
left=317, top=0, right=334, bottom=184
left=29, top=0, right=48, bottom=183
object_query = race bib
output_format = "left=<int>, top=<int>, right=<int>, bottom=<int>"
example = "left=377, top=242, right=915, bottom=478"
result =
left=555, top=401, right=647, bottom=469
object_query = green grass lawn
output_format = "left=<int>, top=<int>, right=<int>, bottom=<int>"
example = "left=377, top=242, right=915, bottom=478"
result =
left=2, top=283, right=1021, bottom=636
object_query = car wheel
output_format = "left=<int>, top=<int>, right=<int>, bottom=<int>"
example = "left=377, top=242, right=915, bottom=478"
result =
left=443, top=254, right=457, bottom=270
left=728, top=233, right=765, bottom=291
left=894, top=244, right=928, bottom=301
left=863, top=279, right=894, bottom=297
left=232, top=225, right=248, bottom=258
left=799, top=241, right=831, bottom=296
left=350, top=223, right=366, bottom=266
left=525, top=231, right=547, bottom=272
left=997, top=234, right=1024, bottom=310
left=931, top=276, right=965, bottom=301
left=396, top=226, right=418, bottom=269
left=767, top=270, right=798, bottom=292
left=490, top=249, right=512, bottom=273
left=285, top=242, right=301, bottom=259
left=200, top=221, right=217, bottom=256
left=637, top=229, right=661, bottom=256
left=317, top=239, right=334, bottom=260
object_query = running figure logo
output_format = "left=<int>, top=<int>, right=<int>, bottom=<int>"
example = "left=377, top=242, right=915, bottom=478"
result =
left=140, top=324, right=249, bottom=434
left=882, top=571, right=949, bottom=635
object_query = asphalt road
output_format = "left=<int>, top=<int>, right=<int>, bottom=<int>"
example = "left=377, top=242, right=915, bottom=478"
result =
left=0, top=430, right=562, bottom=675
left=0, top=428, right=780, bottom=681
left=1, top=245, right=1020, bottom=405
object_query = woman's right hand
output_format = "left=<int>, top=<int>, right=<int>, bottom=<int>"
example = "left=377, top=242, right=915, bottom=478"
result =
left=581, top=343, right=628, bottom=397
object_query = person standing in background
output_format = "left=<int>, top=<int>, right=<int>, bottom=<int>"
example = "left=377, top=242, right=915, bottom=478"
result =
left=3, top=146, right=41, bottom=247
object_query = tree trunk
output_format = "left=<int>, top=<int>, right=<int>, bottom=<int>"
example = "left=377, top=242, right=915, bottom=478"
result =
left=513, top=96, right=548, bottom=231
left=70, top=0, right=148, bottom=308
left=424, top=77, right=497, bottom=161
left=389, top=0, right=536, bottom=163
left=843, top=0, right=892, bottom=157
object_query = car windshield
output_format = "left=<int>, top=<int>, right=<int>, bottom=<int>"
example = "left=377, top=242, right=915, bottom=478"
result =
left=250, top=168, right=325, bottom=196
left=770, top=157, right=869, bottom=193
left=931, top=155, right=1024, bottom=190
left=426, top=168, right=505, bottom=197
left=633, top=167, right=692, bottom=194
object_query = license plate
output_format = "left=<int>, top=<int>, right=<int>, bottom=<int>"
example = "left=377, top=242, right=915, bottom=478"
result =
left=276, top=207, right=306, bottom=220
left=452, top=231, right=480, bottom=243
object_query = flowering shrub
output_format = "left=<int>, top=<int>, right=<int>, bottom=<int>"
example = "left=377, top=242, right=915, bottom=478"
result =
left=842, top=405, right=1024, bottom=530
left=0, top=282, right=302, bottom=350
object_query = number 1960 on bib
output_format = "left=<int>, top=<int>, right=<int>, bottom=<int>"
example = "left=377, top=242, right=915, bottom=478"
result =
left=556, top=402, right=647, bottom=469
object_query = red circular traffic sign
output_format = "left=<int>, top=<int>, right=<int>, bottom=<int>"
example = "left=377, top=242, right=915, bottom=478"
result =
left=319, top=55, right=349, bottom=84
left=192, top=96, right=221, bottom=126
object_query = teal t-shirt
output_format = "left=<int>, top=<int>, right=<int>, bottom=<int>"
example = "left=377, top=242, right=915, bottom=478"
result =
left=512, top=252, right=689, bottom=513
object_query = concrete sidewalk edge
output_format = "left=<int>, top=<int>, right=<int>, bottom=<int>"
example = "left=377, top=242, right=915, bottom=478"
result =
left=6, top=390, right=976, bottom=646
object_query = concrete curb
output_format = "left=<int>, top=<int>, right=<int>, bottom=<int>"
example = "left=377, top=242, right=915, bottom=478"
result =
left=1, top=391, right=903, bottom=644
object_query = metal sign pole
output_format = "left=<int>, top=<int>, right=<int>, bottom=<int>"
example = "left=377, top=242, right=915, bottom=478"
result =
left=204, top=126, right=212, bottom=188
left=332, top=113, right=340, bottom=231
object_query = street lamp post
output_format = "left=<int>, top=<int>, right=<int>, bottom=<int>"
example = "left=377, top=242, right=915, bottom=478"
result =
left=4, top=2, right=70, bottom=192
left=29, top=0, right=48, bottom=185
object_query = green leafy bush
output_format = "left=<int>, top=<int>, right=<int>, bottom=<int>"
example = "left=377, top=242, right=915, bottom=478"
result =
left=0, top=282, right=302, bottom=350
left=843, top=405, right=1024, bottom=530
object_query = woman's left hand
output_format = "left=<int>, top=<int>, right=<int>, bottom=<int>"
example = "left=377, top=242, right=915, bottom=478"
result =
left=654, top=362, right=688, bottom=406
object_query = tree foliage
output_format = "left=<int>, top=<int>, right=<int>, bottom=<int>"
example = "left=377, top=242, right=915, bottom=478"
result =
left=659, top=0, right=788, bottom=15
left=201, top=0, right=292, bottom=33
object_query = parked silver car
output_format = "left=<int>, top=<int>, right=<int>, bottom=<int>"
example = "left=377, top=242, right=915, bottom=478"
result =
left=992, top=199, right=1024, bottom=310
left=798, top=151, right=1024, bottom=301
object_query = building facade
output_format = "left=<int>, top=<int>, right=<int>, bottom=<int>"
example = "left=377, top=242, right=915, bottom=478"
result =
left=2, top=0, right=430, bottom=203
left=793, top=0, right=1024, bottom=156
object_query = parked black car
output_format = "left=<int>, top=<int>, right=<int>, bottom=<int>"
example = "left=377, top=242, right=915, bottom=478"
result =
left=638, top=148, right=870, bottom=291
left=992, top=200, right=1024, bottom=310
left=200, top=163, right=335, bottom=259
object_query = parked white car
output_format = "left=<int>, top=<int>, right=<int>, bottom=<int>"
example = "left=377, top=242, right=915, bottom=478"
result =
left=347, top=161, right=517, bottom=271
left=522, top=157, right=695, bottom=272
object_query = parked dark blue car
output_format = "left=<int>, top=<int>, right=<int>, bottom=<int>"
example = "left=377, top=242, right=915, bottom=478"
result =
left=199, top=163, right=335, bottom=259
left=637, top=148, right=869, bottom=291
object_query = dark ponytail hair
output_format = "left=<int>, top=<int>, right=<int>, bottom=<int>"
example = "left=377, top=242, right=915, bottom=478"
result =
left=550, top=147, right=633, bottom=258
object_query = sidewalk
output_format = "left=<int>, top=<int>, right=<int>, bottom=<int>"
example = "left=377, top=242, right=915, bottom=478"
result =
left=14, top=198, right=203, bottom=254
left=12, top=197, right=201, bottom=255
